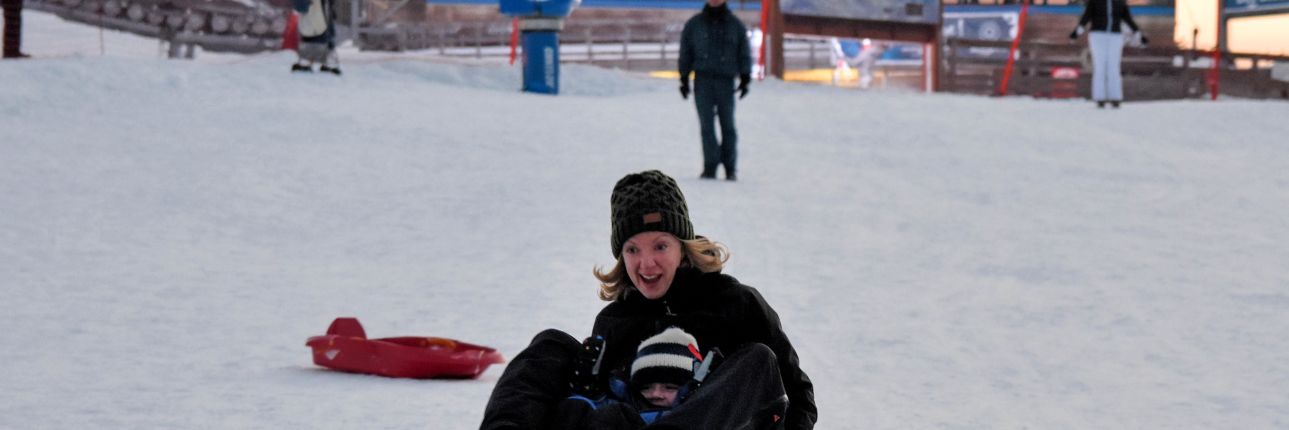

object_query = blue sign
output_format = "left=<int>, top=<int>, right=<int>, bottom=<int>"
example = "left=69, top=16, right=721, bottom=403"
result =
left=501, top=0, right=577, bottom=94
left=500, top=0, right=579, bottom=16
left=1224, top=0, right=1289, bottom=14
left=521, top=31, right=560, bottom=94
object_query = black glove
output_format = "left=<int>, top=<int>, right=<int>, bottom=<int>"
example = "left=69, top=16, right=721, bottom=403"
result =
left=737, top=74, right=750, bottom=100
left=1139, top=35, right=1150, bottom=46
left=680, top=79, right=690, bottom=100
left=1069, top=29, right=1079, bottom=40
left=570, top=336, right=607, bottom=399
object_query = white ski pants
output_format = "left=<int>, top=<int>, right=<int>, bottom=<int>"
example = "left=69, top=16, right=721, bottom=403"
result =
left=1088, top=31, right=1125, bottom=102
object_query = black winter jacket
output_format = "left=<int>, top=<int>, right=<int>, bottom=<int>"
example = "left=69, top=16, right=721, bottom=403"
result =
left=1076, top=0, right=1140, bottom=34
left=678, top=3, right=752, bottom=79
left=592, top=267, right=817, bottom=430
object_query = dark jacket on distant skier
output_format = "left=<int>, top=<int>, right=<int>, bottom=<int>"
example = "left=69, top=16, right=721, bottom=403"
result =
left=1076, top=0, right=1140, bottom=33
left=678, top=3, right=752, bottom=79
left=593, top=267, right=818, bottom=430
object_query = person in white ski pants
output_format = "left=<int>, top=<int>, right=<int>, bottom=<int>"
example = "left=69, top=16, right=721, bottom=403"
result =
left=1070, top=0, right=1146, bottom=108
left=1088, top=31, right=1125, bottom=103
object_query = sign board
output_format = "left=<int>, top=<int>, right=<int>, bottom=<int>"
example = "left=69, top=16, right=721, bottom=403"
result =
left=1223, top=0, right=1289, bottom=15
left=942, top=10, right=1018, bottom=59
left=780, top=0, right=941, bottom=25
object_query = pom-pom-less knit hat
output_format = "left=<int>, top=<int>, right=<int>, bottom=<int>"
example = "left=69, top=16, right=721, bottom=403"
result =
left=630, top=327, right=702, bottom=387
left=610, top=170, right=695, bottom=258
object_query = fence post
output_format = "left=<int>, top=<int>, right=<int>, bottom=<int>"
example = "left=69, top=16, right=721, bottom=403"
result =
left=438, top=26, right=446, bottom=55
left=475, top=25, right=482, bottom=58
left=947, top=38, right=957, bottom=92
left=660, top=32, right=667, bottom=69
left=808, top=41, right=816, bottom=69
left=623, top=25, right=631, bottom=69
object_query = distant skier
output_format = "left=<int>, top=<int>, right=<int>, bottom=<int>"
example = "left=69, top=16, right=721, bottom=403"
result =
left=2, top=0, right=29, bottom=59
left=291, top=0, right=340, bottom=74
left=829, top=38, right=881, bottom=89
left=855, top=39, right=882, bottom=89
left=679, top=0, right=752, bottom=181
left=1070, top=0, right=1147, bottom=108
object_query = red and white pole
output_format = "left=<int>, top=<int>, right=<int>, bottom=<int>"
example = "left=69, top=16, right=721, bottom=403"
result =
left=997, top=0, right=1030, bottom=96
left=757, top=0, right=769, bottom=80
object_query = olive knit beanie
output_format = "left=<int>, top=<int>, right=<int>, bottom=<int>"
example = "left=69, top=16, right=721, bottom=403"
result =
left=630, top=327, right=702, bottom=387
left=609, top=170, right=695, bottom=258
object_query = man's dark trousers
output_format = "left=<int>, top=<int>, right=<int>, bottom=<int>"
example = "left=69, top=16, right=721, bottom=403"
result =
left=694, top=73, right=738, bottom=178
left=2, top=0, right=22, bottom=58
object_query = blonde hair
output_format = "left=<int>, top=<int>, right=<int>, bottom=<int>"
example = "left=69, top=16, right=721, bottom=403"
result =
left=593, top=236, right=729, bottom=301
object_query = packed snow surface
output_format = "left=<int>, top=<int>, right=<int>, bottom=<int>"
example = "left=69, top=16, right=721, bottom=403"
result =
left=3, top=11, right=1289, bottom=430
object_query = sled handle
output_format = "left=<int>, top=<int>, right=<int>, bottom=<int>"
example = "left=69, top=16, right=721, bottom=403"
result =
left=326, top=317, right=367, bottom=339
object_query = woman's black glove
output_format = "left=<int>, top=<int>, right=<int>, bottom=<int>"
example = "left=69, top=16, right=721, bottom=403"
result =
left=737, top=74, right=750, bottom=99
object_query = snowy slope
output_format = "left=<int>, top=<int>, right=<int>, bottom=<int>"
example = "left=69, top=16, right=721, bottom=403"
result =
left=3, top=11, right=1289, bottom=430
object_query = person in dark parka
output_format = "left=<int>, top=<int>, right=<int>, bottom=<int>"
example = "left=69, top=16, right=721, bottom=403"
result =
left=2, top=0, right=29, bottom=59
left=679, top=0, right=752, bottom=181
left=1070, top=0, right=1147, bottom=108
left=480, top=170, right=816, bottom=430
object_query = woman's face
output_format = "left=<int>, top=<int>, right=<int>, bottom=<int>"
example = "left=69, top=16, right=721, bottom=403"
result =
left=622, top=231, right=684, bottom=300
left=639, top=382, right=682, bottom=408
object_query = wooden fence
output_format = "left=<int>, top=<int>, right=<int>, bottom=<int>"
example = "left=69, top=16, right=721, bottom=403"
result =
left=942, top=37, right=1289, bottom=100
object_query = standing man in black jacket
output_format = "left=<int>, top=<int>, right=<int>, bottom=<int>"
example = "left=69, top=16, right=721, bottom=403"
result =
left=2, top=0, right=29, bottom=59
left=679, top=0, right=752, bottom=181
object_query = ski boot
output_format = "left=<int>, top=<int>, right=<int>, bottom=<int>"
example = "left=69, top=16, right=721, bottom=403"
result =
left=291, top=63, right=313, bottom=73
left=570, top=336, right=607, bottom=399
left=319, top=65, right=342, bottom=76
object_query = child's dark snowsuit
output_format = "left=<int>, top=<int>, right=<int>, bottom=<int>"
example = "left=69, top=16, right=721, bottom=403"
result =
left=479, top=329, right=789, bottom=430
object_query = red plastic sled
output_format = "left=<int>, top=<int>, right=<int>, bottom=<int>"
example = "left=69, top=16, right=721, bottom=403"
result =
left=306, top=317, right=505, bottom=379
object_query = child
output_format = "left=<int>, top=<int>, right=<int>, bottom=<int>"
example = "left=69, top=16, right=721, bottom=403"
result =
left=628, top=327, right=705, bottom=422
left=555, top=327, right=705, bottom=429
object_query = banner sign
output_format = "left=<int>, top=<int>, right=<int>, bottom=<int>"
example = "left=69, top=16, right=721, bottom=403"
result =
left=781, top=0, right=941, bottom=25
left=1224, top=0, right=1289, bottom=15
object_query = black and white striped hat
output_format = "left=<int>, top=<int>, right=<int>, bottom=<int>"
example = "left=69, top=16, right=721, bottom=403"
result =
left=630, top=327, right=702, bottom=387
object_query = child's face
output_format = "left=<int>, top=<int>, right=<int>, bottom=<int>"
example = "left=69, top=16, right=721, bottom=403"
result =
left=639, top=383, right=682, bottom=407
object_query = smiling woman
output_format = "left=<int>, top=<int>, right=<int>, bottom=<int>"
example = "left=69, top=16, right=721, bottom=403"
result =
left=593, top=170, right=728, bottom=301
left=480, top=170, right=817, bottom=430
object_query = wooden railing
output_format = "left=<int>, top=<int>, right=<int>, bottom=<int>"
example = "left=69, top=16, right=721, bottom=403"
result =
left=361, top=20, right=882, bottom=72
left=942, top=37, right=1289, bottom=100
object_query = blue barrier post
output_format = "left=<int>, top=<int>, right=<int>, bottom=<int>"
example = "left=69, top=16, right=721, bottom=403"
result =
left=500, top=0, right=579, bottom=94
